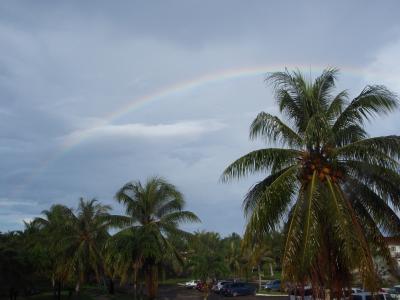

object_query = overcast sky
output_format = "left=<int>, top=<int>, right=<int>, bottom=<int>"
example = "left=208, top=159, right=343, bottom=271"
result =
left=1, top=1, right=400, bottom=235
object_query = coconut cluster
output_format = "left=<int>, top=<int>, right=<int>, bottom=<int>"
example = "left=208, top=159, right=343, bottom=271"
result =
left=299, top=152, right=342, bottom=183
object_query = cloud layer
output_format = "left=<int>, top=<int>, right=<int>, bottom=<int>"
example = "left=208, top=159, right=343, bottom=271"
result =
left=1, top=1, right=400, bottom=234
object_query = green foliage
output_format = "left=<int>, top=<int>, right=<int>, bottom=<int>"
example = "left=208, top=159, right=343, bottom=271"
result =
left=186, top=231, right=229, bottom=280
left=32, top=199, right=113, bottom=289
left=0, top=175, right=284, bottom=299
left=222, top=68, right=400, bottom=293
left=108, top=176, right=200, bottom=298
left=0, top=232, right=34, bottom=295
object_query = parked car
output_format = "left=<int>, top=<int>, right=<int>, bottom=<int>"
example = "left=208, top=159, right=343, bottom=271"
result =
left=352, top=288, right=364, bottom=294
left=184, top=280, right=199, bottom=289
left=221, top=282, right=256, bottom=297
left=196, top=281, right=207, bottom=292
left=265, top=280, right=281, bottom=291
left=352, top=292, right=393, bottom=300
left=382, top=286, right=400, bottom=300
left=288, top=286, right=313, bottom=300
left=212, top=281, right=233, bottom=294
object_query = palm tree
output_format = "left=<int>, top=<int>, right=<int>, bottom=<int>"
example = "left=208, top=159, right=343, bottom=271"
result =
left=243, top=236, right=275, bottom=290
left=188, top=231, right=229, bottom=281
left=104, top=228, right=142, bottom=294
left=34, top=199, right=112, bottom=294
left=226, top=238, right=242, bottom=278
left=33, top=204, right=75, bottom=299
left=113, top=176, right=200, bottom=299
left=61, top=198, right=112, bottom=292
left=222, top=68, right=400, bottom=295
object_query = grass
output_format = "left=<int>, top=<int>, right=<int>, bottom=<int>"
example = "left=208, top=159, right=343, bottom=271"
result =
left=263, top=271, right=282, bottom=280
left=21, top=291, right=94, bottom=300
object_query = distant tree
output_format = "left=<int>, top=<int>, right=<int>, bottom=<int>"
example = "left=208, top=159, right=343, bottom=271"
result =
left=33, top=204, right=75, bottom=299
left=223, top=233, right=243, bottom=278
left=188, top=231, right=229, bottom=281
left=61, top=198, right=112, bottom=292
left=0, top=232, right=34, bottom=300
left=34, top=199, right=112, bottom=294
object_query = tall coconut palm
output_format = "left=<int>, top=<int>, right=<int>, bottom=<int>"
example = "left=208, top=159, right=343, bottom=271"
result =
left=222, top=68, right=400, bottom=295
left=113, top=176, right=200, bottom=299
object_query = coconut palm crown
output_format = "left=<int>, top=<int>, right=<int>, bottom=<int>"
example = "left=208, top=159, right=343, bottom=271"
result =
left=222, top=68, right=400, bottom=292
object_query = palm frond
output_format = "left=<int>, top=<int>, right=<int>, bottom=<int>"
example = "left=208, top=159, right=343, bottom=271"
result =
left=243, top=167, right=292, bottom=215
left=249, top=112, right=303, bottom=148
left=159, top=211, right=200, bottom=225
left=337, top=135, right=400, bottom=160
left=333, top=85, right=398, bottom=131
left=346, top=180, right=400, bottom=235
left=244, top=165, right=299, bottom=238
left=221, top=148, right=301, bottom=181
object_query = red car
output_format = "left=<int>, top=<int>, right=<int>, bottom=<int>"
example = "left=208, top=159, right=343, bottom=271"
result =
left=196, top=282, right=207, bottom=292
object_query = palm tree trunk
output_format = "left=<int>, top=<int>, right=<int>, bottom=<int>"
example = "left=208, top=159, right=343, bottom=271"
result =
left=108, top=277, right=114, bottom=295
left=325, top=288, right=331, bottom=300
left=203, top=281, right=210, bottom=300
left=52, top=276, right=56, bottom=298
left=162, top=267, right=166, bottom=283
left=101, top=276, right=110, bottom=294
left=258, top=265, right=262, bottom=291
left=57, top=281, right=61, bottom=300
left=269, top=263, right=274, bottom=277
left=133, top=265, right=138, bottom=294
left=144, top=262, right=158, bottom=300
left=75, top=281, right=80, bottom=293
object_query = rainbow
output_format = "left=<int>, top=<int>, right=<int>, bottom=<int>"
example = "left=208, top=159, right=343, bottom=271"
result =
left=61, top=64, right=367, bottom=149
left=16, top=64, right=368, bottom=196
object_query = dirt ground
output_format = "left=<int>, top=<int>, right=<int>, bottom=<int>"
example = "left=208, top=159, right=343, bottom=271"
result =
left=155, top=285, right=289, bottom=300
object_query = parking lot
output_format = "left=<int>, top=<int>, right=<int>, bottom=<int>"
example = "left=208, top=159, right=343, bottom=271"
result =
left=156, top=285, right=289, bottom=300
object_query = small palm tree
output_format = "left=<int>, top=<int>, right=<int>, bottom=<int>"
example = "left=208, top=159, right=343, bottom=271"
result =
left=62, top=198, right=112, bottom=292
left=222, top=68, right=400, bottom=294
left=226, top=238, right=242, bottom=278
left=113, top=176, right=200, bottom=299
left=243, top=236, right=275, bottom=290
left=104, top=228, right=142, bottom=293
left=34, top=199, right=112, bottom=293
left=188, top=231, right=229, bottom=281
left=33, top=204, right=75, bottom=298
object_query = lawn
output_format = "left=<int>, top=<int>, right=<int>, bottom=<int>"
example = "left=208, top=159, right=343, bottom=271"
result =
left=22, top=291, right=93, bottom=300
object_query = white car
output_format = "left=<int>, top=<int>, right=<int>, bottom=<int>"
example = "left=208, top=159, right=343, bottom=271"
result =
left=289, top=286, right=313, bottom=300
left=382, top=286, right=400, bottom=300
left=212, top=281, right=232, bottom=293
left=184, top=280, right=199, bottom=289
left=352, top=292, right=393, bottom=300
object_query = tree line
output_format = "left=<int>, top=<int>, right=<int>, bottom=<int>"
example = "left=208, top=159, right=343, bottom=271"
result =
left=0, top=177, right=283, bottom=300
